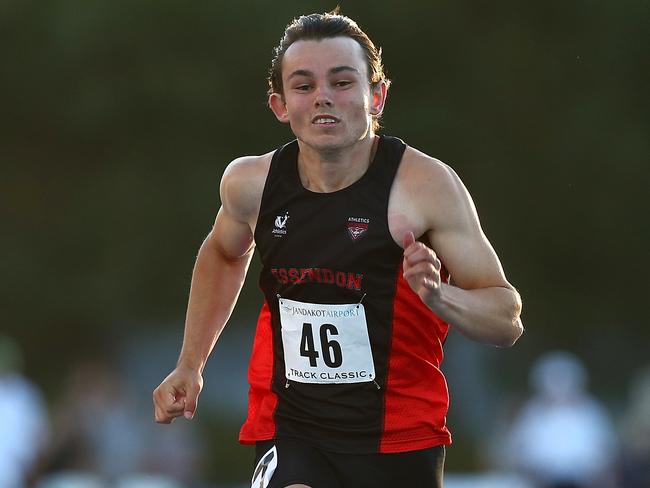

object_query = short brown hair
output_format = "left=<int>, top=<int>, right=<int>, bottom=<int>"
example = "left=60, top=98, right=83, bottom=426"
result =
left=268, top=9, right=390, bottom=130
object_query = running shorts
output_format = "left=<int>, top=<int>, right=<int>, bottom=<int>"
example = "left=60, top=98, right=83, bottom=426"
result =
left=251, top=437, right=445, bottom=488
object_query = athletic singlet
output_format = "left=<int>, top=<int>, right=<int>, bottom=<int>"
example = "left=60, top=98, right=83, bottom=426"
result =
left=239, top=135, right=452, bottom=454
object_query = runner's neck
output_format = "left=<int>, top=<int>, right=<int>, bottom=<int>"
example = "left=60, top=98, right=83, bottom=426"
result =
left=296, top=135, right=379, bottom=193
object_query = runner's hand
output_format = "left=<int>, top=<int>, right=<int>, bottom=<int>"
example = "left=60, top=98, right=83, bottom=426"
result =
left=153, top=366, right=203, bottom=424
left=402, top=231, right=442, bottom=307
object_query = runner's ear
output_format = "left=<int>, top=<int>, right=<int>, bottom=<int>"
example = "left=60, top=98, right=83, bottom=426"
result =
left=369, top=81, right=388, bottom=116
left=269, top=93, right=290, bottom=123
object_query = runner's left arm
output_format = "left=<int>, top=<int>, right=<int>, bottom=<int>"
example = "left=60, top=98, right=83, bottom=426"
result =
left=402, top=160, right=523, bottom=347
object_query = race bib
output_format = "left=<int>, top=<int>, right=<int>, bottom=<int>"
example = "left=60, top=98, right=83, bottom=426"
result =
left=278, top=297, right=375, bottom=384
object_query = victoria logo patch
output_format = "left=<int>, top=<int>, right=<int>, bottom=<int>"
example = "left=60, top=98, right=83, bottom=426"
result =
left=272, top=212, right=289, bottom=237
left=347, top=216, right=370, bottom=241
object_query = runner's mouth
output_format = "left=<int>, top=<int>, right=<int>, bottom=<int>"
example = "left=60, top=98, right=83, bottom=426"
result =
left=312, top=115, right=340, bottom=125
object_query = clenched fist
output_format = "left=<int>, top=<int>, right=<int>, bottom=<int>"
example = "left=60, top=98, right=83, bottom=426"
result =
left=402, top=231, right=442, bottom=308
left=153, top=365, right=203, bottom=424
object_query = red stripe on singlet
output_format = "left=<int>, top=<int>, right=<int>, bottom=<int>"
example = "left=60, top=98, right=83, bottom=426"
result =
left=379, top=264, right=452, bottom=453
left=239, top=301, right=278, bottom=444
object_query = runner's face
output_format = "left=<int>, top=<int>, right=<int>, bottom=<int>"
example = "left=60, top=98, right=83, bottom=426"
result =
left=270, top=37, right=384, bottom=152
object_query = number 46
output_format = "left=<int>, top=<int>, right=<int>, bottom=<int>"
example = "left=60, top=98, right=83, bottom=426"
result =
left=300, top=322, right=343, bottom=368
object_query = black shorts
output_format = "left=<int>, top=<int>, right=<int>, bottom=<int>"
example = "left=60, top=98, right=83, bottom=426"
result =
left=252, top=438, right=445, bottom=488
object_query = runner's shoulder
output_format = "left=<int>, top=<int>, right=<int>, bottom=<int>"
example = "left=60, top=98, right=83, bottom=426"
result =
left=222, top=151, right=274, bottom=188
left=398, top=145, right=464, bottom=201
left=220, top=151, right=274, bottom=212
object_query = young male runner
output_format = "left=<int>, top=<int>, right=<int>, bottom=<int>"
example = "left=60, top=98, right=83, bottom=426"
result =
left=153, top=11, right=523, bottom=488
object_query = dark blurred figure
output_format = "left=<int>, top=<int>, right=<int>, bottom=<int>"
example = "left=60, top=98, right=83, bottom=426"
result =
left=618, top=366, right=650, bottom=488
left=38, top=356, right=201, bottom=486
left=503, top=351, right=617, bottom=488
left=40, top=358, right=141, bottom=478
left=0, top=334, right=50, bottom=488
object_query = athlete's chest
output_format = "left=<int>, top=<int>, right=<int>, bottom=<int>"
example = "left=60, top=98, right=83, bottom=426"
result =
left=252, top=136, right=429, bottom=262
left=256, top=191, right=395, bottom=267
left=253, top=171, right=425, bottom=256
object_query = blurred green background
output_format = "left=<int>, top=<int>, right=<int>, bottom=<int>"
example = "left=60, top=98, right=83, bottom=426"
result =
left=2, top=0, right=648, bottom=485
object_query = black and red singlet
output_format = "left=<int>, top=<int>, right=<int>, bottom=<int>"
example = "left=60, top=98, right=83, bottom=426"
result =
left=239, top=135, right=452, bottom=454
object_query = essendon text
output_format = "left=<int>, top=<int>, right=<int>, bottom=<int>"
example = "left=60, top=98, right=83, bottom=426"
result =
left=271, top=267, right=364, bottom=291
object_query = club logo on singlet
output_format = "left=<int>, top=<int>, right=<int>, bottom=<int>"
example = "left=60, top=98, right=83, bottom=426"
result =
left=272, top=212, right=289, bottom=237
left=347, top=216, right=370, bottom=241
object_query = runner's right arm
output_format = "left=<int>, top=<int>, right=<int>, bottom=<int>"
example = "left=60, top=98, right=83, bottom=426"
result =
left=153, top=156, right=266, bottom=424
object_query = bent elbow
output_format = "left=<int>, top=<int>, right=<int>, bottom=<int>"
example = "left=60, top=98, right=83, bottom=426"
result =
left=501, top=288, right=523, bottom=347
left=498, top=319, right=524, bottom=348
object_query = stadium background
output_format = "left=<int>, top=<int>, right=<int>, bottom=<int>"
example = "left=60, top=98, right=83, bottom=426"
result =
left=2, top=0, right=648, bottom=485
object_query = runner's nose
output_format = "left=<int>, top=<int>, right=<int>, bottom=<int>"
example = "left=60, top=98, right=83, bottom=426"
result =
left=314, top=87, right=333, bottom=107
left=315, top=98, right=333, bottom=108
